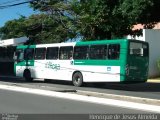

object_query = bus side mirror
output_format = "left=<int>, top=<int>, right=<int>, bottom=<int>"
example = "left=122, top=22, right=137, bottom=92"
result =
left=13, top=55, right=17, bottom=61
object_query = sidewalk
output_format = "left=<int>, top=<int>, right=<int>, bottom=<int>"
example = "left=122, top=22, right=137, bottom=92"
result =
left=147, top=78, right=160, bottom=83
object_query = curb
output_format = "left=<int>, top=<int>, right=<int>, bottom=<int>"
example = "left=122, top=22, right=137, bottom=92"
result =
left=147, top=79, right=160, bottom=83
left=76, top=90, right=160, bottom=106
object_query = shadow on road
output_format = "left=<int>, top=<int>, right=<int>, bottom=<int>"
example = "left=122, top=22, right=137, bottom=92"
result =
left=86, top=82, right=160, bottom=92
left=0, top=76, right=160, bottom=92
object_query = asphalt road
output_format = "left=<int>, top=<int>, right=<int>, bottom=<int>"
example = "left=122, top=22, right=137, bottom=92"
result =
left=0, top=76, right=160, bottom=100
left=0, top=89, right=150, bottom=114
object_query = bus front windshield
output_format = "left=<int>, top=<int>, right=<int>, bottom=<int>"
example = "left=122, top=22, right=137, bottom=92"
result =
left=129, top=42, right=148, bottom=57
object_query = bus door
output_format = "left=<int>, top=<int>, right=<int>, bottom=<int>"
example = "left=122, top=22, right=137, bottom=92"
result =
left=58, top=46, right=74, bottom=80
left=33, top=47, right=46, bottom=78
left=127, top=42, right=149, bottom=81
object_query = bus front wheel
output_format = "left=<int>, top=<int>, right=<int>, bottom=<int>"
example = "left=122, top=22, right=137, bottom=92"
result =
left=23, top=70, right=33, bottom=82
left=72, top=72, right=83, bottom=87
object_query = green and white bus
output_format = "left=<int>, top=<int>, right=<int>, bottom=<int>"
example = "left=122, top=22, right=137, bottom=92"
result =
left=14, top=39, right=149, bottom=86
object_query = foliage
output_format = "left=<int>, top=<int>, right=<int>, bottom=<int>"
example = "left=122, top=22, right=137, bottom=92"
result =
left=29, top=0, right=77, bottom=43
left=0, top=0, right=160, bottom=43
left=0, top=16, right=27, bottom=39
left=70, top=0, right=160, bottom=40
left=25, top=14, right=73, bottom=44
left=29, top=0, right=160, bottom=41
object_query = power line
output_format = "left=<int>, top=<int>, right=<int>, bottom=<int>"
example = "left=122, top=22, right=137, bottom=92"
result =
left=0, top=0, right=36, bottom=9
left=0, top=0, right=25, bottom=6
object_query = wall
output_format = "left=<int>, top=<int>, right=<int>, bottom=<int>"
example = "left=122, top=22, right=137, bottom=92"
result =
left=127, top=29, right=160, bottom=78
left=144, top=29, right=160, bottom=77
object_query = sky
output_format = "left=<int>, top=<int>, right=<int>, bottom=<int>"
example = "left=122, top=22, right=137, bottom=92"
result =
left=0, top=0, right=36, bottom=27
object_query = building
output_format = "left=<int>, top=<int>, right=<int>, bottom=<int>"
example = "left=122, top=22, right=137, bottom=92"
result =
left=0, top=36, right=29, bottom=62
left=127, top=29, right=160, bottom=78
left=0, top=37, right=29, bottom=75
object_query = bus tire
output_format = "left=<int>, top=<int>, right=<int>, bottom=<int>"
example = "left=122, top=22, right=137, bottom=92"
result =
left=72, top=72, right=83, bottom=87
left=23, top=70, right=33, bottom=82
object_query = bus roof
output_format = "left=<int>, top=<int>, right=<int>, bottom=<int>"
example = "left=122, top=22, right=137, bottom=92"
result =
left=16, top=39, right=147, bottom=49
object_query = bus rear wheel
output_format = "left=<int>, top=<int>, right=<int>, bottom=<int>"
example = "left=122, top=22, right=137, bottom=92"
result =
left=23, top=70, right=33, bottom=82
left=72, top=72, right=83, bottom=87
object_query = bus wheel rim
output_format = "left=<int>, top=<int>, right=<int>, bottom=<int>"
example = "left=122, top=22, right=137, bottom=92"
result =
left=75, top=76, right=80, bottom=84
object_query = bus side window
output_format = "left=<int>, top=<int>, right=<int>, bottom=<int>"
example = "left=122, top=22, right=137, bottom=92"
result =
left=46, top=47, right=59, bottom=60
left=129, top=42, right=148, bottom=57
left=24, top=48, right=34, bottom=60
left=108, top=44, right=120, bottom=60
left=34, top=48, right=46, bottom=60
left=90, top=45, right=107, bottom=60
left=59, top=46, right=73, bottom=60
left=73, top=46, right=89, bottom=60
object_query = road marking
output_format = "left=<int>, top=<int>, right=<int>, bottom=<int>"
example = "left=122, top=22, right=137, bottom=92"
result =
left=0, top=84, right=159, bottom=113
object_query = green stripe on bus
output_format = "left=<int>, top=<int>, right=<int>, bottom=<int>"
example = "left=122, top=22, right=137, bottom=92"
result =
left=16, top=61, right=34, bottom=66
left=17, top=45, right=36, bottom=49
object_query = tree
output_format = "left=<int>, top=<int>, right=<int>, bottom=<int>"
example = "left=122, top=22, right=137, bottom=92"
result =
left=30, top=0, right=160, bottom=41
left=0, top=0, right=77, bottom=44
left=0, top=0, right=160, bottom=43
left=29, top=0, right=77, bottom=43
left=70, top=0, right=160, bottom=40
left=118, top=0, right=160, bottom=31
left=0, top=13, right=75, bottom=44
left=0, top=16, right=27, bottom=39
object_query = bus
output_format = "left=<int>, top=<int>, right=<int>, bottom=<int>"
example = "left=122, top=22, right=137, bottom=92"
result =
left=13, top=39, right=149, bottom=87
